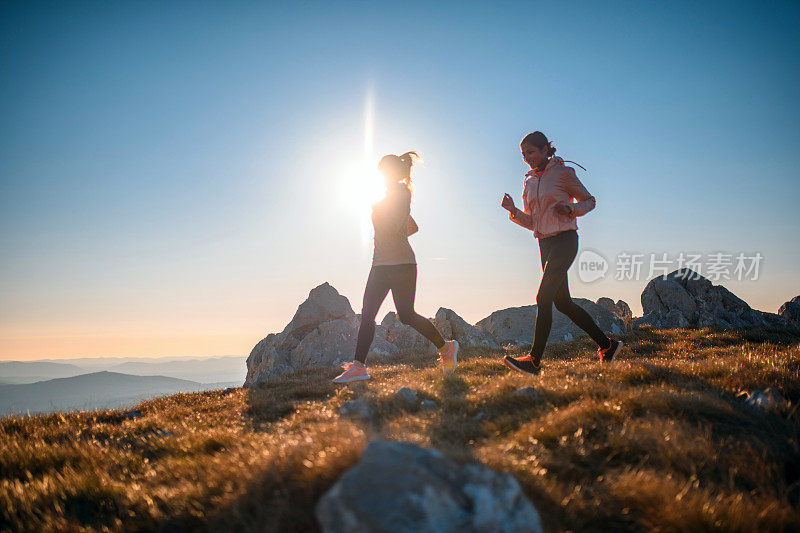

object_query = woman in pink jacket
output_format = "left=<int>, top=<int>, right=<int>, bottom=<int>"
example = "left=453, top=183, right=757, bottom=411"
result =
left=501, top=131, right=622, bottom=375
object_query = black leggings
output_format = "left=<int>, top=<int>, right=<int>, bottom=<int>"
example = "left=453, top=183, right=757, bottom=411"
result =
left=531, top=230, right=610, bottom=361
left=354, top=264, right=446, bottom=363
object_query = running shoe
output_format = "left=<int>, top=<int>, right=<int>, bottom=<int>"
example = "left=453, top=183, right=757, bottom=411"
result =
left=503, top=354, right=542, bottom=375
left=332, top=361, right=370, bottom=383
left=598, top=339, right=623, bottom=363
left=438, top=340, right=459, bottom=375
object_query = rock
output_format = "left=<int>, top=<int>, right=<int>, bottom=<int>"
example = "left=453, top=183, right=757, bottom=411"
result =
left=381, top=312, right=437, bottom=355
left=616, top=300, right=633, bottom=327
left=245, top=284, right=398, bottom=387
left=473, top=411, right=495, bottom=421
left=292, top=316, right=398, bottom=369
left=339, top=399, right=374, bottom=421
left=513, top=387, right=539, bottom=401
left=476, top=299, right=625, bottom=346
left=635, top=269, right=787, bottom=331
left=281, top=282, right=355, bottom=347
left=744, top=389, right=788, bottom=413
left=421, top=399, right=438, bottom=411
left=596, top=297, right=633, bottom=330
left=315, top=440, right=543, bottom=533
left=122, top=409, right=143, bottom=420
left=434, top=308, right=502, bottom=350
left=641, top=278, right=697, bottom=322
left=778, top=296, right=800, bottom=330
left=395, top=387, right=418, bottom=407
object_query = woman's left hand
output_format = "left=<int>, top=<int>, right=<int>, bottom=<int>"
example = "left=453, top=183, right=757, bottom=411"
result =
left=554, top=203, right=573, bottom=216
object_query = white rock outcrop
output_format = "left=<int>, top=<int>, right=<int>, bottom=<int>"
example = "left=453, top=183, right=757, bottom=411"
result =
left=245, top=283, right=397, bottom=386
left=475, top=299, right=625, bottom=346
left=434, top=308, right=503, bottom=351
left=633, top=269, right=788, bottom=330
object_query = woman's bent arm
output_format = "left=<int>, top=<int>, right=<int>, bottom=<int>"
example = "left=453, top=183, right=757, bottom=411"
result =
left=565, top=167, right=596, bottom=217
left=508, top=208, right=534, bottom=230
left=407, top=216, right=419, bottom=236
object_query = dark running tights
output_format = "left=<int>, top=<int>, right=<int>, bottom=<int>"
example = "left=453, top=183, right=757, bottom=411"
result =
left=531, top=230, right=611, bottom=362
left=355, top=264, right=445, bottom=363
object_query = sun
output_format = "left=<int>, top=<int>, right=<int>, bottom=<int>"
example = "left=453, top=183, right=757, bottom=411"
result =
left=339, top=83, right=384, bottom=244
left=340, top=158, right=384, bottom=212
left=339, top=157, right=384, bottom=243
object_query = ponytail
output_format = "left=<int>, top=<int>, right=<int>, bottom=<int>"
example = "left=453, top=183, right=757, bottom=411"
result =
left=378, top=151, right=420, bottom=194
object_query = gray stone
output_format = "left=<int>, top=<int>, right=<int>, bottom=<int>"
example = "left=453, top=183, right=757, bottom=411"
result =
left=395, top=387, right=418, bottom=407
left=641, top=278, right=697, bottom=322
left=280, top=282, right=355, bottom=347
left=381, top=312, right=437, bottom=355
left=434, top=308, right=502, bottom=351
left=596, top=297, right=633, bottom=330
left=122, top=409, right=143, bottom=420
left=421, top=399, right=438, bottom=411
left=514, top=387, right=539, bottom=401
left=245, top=283, right=399, bottom=387
left=616, top=300, right=633, bottom=328
left=292, top=316, right=398, bottom=369
left=778, top=296, right=800, bottom=330
left=339, top=399, right=374, bottom=421
left=744, top=389, right=787, bottom=413
left=315, top=440, right=543, bottom=533
left=636, top=269, right=787, bottom=331
left=476, top=299, right=625, bottom=346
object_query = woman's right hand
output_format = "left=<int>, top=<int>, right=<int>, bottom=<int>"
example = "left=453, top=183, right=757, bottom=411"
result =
left=501, top=193, right=516, bottom=212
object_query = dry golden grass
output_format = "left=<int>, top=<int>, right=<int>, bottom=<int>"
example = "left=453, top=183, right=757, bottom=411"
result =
left=2, top=327, right=799, bottom=532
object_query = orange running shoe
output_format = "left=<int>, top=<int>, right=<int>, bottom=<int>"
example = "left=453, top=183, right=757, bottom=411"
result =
left=332, top=361, right=370, bottom=383
left=503, top=354, right=542, bottom=375
left=437, top=340, right=459, bottom=375
left=598, top=339, right=623, bottom=363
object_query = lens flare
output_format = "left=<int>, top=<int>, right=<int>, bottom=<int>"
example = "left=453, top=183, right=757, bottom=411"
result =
left=339, top=83, right=381, bottom=244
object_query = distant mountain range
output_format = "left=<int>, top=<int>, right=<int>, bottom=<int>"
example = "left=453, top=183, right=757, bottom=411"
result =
left=0, top=356, right=247, bottom=384
left=0, top=356, right=247, bottom=416
left=0, top=371, right=239, bottom=416
left=0, top=361, right=88, bottom=384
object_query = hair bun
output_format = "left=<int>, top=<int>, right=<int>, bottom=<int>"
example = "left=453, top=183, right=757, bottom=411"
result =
left=398, top=151, right=419, bottom=167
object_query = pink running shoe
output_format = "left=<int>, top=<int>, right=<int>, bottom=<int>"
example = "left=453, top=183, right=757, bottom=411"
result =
left=332, top=361, right=370, bottom=383
left=437, top=340, right=459, bottom=375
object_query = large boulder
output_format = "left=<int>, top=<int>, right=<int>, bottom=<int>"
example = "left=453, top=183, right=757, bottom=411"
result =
left=596, top=297, right=633, bottom=330
left=634, top=269, right=787, bottom=330
left=278, top=282, right=355, bottom=351
left=292, top=316, right=398, bottom=368
left=778, top=296, right=800, bottom=330
left=434, top=308, right=502, bottom=350
left=315, top=440, right=543, bottom=533
left=476, top=298, right=625, bottom=346
left=381, top=312, right=437, bottom=355
left=245, top=283, right=395, bottom=386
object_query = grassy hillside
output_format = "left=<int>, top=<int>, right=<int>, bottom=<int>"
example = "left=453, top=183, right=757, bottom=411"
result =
left=1, top=327, right=799, bottom=532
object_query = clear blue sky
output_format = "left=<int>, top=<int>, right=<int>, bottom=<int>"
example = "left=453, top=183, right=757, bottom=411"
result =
left=1, top=1, right=799, bottom=359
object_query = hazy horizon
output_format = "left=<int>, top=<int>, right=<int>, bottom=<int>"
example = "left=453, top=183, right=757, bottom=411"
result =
left=0, top=354, right=245, bottom=362
left=2, top=2, right=799, bottom=361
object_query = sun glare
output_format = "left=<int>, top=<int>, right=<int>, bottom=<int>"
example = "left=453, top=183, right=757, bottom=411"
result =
left=340, top=158, right=384, bottom=244
left=339, top=83, right=383, bottom=245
